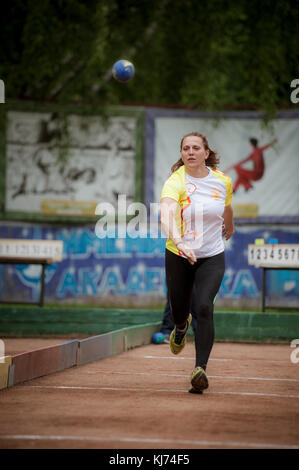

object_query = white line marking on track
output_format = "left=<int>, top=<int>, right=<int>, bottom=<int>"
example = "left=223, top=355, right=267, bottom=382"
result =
left=140, top=355, right=288, bottom=364
left=85, top=369, right=299, bottom=382
left=143, top=355, right=232, bottom=361
left=0, top=434, right=298, bottom=449
left=21, top=385, right=299, bottom=399
left=210, top=375, right=299, bottom=382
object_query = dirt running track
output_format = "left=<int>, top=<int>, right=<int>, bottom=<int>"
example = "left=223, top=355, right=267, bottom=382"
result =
left=0, top=338, right=299, bottom=450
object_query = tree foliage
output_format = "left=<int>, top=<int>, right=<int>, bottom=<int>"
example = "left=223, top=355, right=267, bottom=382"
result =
left=1, top=0, right=299, bottom=113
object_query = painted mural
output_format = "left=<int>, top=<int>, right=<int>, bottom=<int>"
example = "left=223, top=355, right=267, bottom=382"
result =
left=5, top=111, right=137, bottom=213
left=1, top=107, right=299, bottom=308
left=145, top=110, right=299, bottom=221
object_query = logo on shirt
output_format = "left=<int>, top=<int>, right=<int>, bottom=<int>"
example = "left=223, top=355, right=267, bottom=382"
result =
left=186, top=182, right=197, bottom=195
left=211, top=188, right=221, bottom=199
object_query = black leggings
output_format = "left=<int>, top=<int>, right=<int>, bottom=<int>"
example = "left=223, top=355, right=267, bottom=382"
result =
left=165, top=249, right=225, bottom=370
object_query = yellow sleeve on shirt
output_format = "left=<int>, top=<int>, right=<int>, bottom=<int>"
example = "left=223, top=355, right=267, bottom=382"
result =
left=225, top=178, right=233, bottom=206
left=212, top=170, right=233, bottom=206
left=160, top=167, right=187, bottom=256
left=161, top=173, right=181, bottom=202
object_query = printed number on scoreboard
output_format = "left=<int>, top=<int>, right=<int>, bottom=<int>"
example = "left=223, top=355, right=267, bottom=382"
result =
left=248, top=244, right=299, bottom=267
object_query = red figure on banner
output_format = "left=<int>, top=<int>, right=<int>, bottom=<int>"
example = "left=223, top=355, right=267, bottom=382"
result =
left=225, top=137, right=277, bottom=192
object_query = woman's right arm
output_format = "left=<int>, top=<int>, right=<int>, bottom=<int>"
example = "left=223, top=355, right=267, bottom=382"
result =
left=160, top=197, right=197, bottom=265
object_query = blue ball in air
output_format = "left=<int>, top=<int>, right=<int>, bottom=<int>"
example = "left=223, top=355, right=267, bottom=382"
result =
left=112, top=60, right=135, bottom=82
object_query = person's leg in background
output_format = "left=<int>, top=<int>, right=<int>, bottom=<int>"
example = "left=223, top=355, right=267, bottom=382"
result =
left=160, top=294, right=174, bottom=343
left=190, top=290, right=198, bottom=335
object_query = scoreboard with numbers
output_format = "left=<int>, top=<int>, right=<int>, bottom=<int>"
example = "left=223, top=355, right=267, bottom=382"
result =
left=0, top=239, right=63, bottom=262
left=248, top=244, right=299, bottom=268
left=0, top=239, right=64, bottom=306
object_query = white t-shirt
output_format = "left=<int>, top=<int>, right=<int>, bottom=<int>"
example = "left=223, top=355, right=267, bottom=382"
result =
left=161, top=164, right=233, bottom=259
left=182, top=169, right=228, bottom=258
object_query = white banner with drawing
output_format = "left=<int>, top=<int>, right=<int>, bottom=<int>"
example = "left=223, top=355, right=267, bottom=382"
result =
left=5, top=111, right=137, bottom=215
left=153, top=116, right=299, bottom=218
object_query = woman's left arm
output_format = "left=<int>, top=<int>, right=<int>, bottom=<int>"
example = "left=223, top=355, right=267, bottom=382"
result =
left=222, top=204, right=234, bottom=240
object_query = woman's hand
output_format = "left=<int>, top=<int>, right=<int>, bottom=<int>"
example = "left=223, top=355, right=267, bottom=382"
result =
left=222, top=205, right=234, bottom=241
left=222, top=224, right=234, bottom=240
left=176, top=241, right=197, bottom=265
left=160, top=197, right=197, bottom=264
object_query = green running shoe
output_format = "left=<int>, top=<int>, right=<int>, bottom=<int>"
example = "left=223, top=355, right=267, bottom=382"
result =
left=190, top=367, right=209, bottom=392
left=170, top=314, right=192, bottom=355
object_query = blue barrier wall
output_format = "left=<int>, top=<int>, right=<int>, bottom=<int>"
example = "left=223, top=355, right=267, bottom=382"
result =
left=0, top=222, right=298, bottom=307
